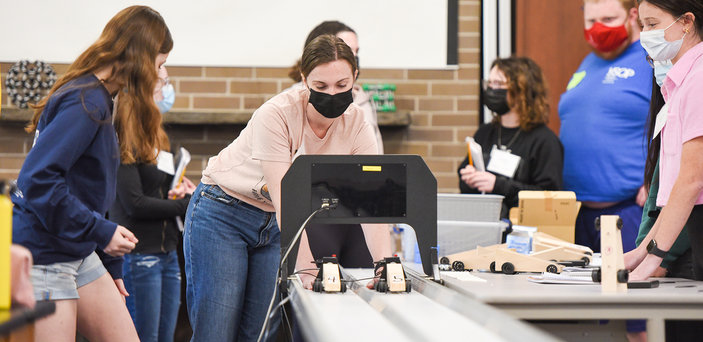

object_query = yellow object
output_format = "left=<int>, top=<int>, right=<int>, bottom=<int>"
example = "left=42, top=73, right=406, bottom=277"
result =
left=566, top=71, right=586, bottom=91
left=170, top=167, right=187, bottom=200
left=1, top=186, right=13, bottom=309
left=516, top=191, right=580, bottom=243
left=362, top=165, right=382, bottom=172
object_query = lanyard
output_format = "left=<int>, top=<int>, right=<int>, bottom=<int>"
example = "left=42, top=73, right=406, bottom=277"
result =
left=497, top=125, right=521, bottom=151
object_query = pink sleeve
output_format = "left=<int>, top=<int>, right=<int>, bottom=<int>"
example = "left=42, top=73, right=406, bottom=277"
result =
left=251, top=103, right=292, bottom=162
left=352, top=121, right=379, bottom=155
left=679, top=70, right=703, bottom=143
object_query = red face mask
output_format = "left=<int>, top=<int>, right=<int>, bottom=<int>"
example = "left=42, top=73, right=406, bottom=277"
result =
left=584, top=21, right=629, bottom=53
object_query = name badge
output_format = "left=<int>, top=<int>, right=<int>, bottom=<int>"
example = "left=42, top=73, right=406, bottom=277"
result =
left=652, top=103, right=668, bottom=140
left=487, top=145, right=521, bottom=178
left=156, top=150, right=175, bottom=175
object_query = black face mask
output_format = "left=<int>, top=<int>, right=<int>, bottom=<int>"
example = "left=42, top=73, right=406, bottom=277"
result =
left=483, top=88, right=510, bottom=115
left=308, top=87, right=354, bottom=119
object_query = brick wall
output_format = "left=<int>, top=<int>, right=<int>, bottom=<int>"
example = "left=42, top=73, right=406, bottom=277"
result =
left=0, top=0, right=481, bottom=193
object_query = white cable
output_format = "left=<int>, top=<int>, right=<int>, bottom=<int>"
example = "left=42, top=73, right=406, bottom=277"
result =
left=257, top=204, right=329, bottom=342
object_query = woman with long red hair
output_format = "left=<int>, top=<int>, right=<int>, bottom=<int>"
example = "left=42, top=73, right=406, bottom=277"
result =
left=12, top=5, right=172, bottom=341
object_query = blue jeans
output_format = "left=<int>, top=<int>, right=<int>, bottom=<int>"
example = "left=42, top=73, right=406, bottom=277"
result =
left=184, top=183, right=281, bottom=342
left=574, top=199, right=642, bottom=253
left=123, top=251, right=181, bottom=342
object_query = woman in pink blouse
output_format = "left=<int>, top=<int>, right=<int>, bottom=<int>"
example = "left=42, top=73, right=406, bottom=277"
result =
left=626, top=0, right=703, bottom=281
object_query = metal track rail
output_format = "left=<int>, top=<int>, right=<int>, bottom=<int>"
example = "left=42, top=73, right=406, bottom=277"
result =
left=404, top=268, right=562, bottom=342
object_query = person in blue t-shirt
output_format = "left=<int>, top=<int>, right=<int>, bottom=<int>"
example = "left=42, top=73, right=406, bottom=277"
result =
left=12, top=6, right=172, bottom=342
left=559, top=0, right=651, bottom=252
left=558, top=1, right=651, bottom=340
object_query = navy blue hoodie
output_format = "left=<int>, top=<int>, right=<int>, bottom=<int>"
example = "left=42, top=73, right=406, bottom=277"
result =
left=12, top=73, right=123, bottom=278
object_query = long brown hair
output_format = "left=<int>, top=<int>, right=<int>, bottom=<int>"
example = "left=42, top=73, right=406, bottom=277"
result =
left=27, top=5, right=173, bottom=164
left=289, top=21, right=356, bottom=82
left=299, top=35, right=358, bottom=82
left=491, top=56, right=550, bottom=131
left=644, top=78, right=664, bottom=189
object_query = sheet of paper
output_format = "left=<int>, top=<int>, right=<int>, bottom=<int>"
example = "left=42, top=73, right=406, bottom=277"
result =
left=528, top=269, right=596, bottom=285
left=653, top=103, right=669, bottom=140
left=156, top=150, right=175, bottom=175
left=440, top=271, right=487, bottom=282
left=465, top=137, right=485, bottom=172
left=170, top=147, right=191, bottom=190
left=170, top=147, right=191, bottom=233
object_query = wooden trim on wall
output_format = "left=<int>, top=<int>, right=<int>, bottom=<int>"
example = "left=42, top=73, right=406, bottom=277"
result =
left=514, top=0, right=591, bottom=135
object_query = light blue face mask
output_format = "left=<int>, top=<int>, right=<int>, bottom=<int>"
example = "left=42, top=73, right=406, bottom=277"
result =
left=653, top=60, right=673, bottom=86
left=156, top=82, right=175, bottom=113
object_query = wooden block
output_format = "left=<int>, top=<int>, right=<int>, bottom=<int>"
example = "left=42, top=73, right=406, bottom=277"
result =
left=494, top=248, right=563, bottom=274
left=321, top=263, right=341, bottom=292
left=386, top=263, right=406, bottom=292
left=599, top=215, right=627, bottom=293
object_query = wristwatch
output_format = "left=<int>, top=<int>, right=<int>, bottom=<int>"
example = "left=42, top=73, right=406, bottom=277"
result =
left=646, top=239, right=668, bottom=258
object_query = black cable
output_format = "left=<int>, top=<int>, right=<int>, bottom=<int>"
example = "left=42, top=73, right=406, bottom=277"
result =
left=257, top=204, right=330, bottom=342
left=280, top=299, right=293, bottom=342
left=293, top=272, right=318, bottom=278
left=263, top=295, right=291, bottom=341
left=293, top=268, right=319, bottom=274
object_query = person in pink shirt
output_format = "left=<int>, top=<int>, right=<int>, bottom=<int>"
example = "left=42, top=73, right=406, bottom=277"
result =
left=183, top=34, right=389, bottom=341
left=626, top=0, right=703, bottom=282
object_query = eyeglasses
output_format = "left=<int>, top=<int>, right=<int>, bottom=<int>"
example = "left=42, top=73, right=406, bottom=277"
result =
left=646, top=55, right=654, bottom=68
left=482, top=79, right=508, bottom=90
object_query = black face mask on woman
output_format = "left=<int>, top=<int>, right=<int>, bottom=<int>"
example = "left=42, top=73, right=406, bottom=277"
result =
left=308, top=87, right=354, bottom=119
left=483, top=88, right=510, bottom=115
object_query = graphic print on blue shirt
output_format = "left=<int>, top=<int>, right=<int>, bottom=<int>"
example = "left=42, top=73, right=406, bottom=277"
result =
left=558, top=41, right=652, bottom=202
left=11, top=73, right=123, bottom=277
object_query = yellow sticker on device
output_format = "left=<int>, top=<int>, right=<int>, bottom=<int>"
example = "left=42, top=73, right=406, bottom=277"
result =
left=362, top=165, right=382, bottom=172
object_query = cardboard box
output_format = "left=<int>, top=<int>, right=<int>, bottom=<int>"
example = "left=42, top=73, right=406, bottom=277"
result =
left=515, top=191, right=580, bottom=243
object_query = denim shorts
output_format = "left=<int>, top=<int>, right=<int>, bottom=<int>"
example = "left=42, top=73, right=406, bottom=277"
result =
left=30, top=251, right=107, bottom=301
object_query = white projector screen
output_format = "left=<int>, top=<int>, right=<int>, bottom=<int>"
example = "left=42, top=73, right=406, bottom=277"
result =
left=0, top=0, right=450, bottom=69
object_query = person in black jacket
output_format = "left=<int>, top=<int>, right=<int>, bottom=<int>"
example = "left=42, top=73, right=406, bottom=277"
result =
left=109, top=66, right=195, bottom=342
left=458, top=56, right=563, bottom=218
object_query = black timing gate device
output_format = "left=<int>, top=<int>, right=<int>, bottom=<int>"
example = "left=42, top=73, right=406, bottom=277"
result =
left=280, top=154, right=437, bottom=294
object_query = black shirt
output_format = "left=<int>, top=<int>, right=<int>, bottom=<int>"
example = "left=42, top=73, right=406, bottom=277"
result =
left=458, top=123, right=564, bottom=218
left=109, top=162, right=190, bottom=254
